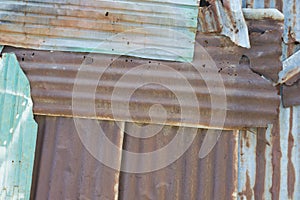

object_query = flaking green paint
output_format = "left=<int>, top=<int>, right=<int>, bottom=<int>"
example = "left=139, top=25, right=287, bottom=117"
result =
left=0, top=53, right=37, bottom=199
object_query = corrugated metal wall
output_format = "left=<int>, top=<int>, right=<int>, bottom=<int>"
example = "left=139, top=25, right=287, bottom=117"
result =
left=1, top=1, right=299, bottom=200
left=26, top=5, right=297, bottom=200
left=31, top=115, right=240, bottom=200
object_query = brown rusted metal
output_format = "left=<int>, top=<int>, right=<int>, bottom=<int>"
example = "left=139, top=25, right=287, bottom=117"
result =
left=246, top=19, right=283, bottom=82
left=198, top=10, right=284, bottom=82
left=282, top=80, right=300, bottom=107
left=119, top=129, right=239, bottom=199
left=253, top=128, right=267, bottom=200
left=3, top=26, right=280, bottom=129
left=31, top=116, right=123, bottom=200
left=270, top=118, right=281, bottom=199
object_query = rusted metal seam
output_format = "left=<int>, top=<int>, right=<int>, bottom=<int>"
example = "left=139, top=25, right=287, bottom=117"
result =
left=32, top=112, right=236, bottom=131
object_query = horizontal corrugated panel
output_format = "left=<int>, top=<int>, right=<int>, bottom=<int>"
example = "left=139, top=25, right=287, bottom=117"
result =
left=32, top=116, right=123, bottom=200
left=0, top=53, right=37, bottom=200
left=0, top=0, right=199, bottom=62
left=3, top=28, right=280, bottom=129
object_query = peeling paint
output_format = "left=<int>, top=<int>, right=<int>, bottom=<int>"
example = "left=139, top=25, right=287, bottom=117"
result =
left=0, top=53, right=38, bottom=199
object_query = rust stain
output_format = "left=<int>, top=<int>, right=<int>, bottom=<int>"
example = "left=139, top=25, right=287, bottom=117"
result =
left=271, top=117, right=281, bottom=200
left=238, top=171, right=253, bottom=200
left=254, top=128, right=267, bottom=199
left=288, top=108, right=296, bottom=199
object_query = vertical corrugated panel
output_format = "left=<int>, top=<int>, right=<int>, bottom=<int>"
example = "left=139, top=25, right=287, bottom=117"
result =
left=0, top=0, right=199, bottom=62
left=238, top=117, right=300, bottom=199
left=0, top=53, right=37, bottom=199
left=32, top=116, right=123, bottom=200
left=119, top=126, right=239, bottom=200
left=275, top=105, right=300, bottom=200
left=238, top=126, right=278, bottom=200
left=242, top=0, right=283, bottom=11
left=31, top=116, right=240, bottom=199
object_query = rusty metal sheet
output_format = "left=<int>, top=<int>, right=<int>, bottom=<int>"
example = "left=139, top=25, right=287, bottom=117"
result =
left=0, top=0, right=199, bottom=62
left=3, top=27, right=280, bottom=130
left=198, top=0, right=250, bottom=48
left=242, top=0, right=283, bottom=11
left=282, top=81, right=300, bottom=107
left=246, top=19, right=283, bottom=82
left=119, top=128, right=239, bottom=199
left=31, top=116, right=123, bottom=200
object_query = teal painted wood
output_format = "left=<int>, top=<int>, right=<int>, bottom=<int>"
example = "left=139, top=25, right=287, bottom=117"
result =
left=0, top=0, right=199, bottom=62
left=0, top=53, right=38, bottom=199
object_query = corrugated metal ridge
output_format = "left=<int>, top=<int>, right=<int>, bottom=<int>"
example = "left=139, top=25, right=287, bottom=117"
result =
left=0, top=0, right=199, bottom=62
left=2, top=28, right=280, bottom=129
